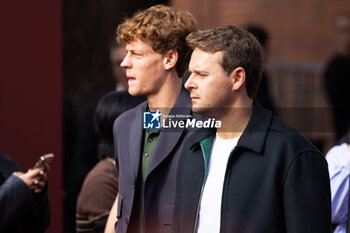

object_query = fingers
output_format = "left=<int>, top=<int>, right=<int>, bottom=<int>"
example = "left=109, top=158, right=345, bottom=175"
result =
left=32, top=167, right=49, bottom=193
left=28, top=168, right=49, bottom=181
left=34, top=178, right=45, bottom=186
left=12, top=165, right=50, bottom=193
left=13, top=171, right=23, bottom=177
left=34, top=188, right=43, bottom=193
left=16, top=168, right=48, bottom=192
left=33, top=179, right=46, bottom=193
left=39, top=170, right=48, bottom=182
left=33, top=179, right=46, bottom=191
left=32, top=169, right=48, bottom=191
left=26, top=177, right=46, bottom=192
left=26, top=168, right=42, bottom=178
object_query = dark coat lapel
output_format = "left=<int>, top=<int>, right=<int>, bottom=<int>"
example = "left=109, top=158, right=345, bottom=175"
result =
left=145, top=88, right=191, bottom=179
left=0, top=153, right=19, bottom=177
left=129, top=101, right=148, bottom=180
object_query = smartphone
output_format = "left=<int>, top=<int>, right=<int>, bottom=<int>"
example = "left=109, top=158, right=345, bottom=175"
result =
left=33, top=153, right=54, bottom=169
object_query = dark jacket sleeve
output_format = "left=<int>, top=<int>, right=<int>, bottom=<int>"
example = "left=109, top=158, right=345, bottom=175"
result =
left=33, top=184, right=51, bottom=233
left=283, top=151, right=332, bottom=233
left=0, top=175, right=35, bottom=230
left=0, top=175, right=51, bottom=232
left=0, top=151, right=50, bottom=233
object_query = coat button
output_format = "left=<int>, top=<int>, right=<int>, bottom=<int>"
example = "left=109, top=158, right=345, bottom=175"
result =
left=132, top=183, right=135, bottom=189
left=125, top=218, right=128, bottom=225
left=144, top=152, right=149, bottom=157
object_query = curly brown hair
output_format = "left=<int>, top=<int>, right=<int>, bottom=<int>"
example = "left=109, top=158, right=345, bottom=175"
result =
left=186, top=25, right=262, bottom=99
left=117, top=5, right=198, bottom=77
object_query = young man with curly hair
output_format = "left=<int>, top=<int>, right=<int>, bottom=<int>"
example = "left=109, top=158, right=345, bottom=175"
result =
left=109, top=5, right=198, bottom=233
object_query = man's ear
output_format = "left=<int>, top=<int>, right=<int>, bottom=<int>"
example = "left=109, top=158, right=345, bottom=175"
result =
left=163, top=50, right=178, bottom=71
left=231, top=67, right=246, bottom=91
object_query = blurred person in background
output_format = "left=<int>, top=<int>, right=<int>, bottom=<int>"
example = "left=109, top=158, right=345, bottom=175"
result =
left=245, top=24, right=275, bottom=112
left=326, top=128, right=350, bottom=233
left=111, top=42, right=129, bottom=91
left=76, top=91, right=144, bottom=233
left=324, top=12, right=350, bottom=143
left=0, top=152, right=50, bottom=233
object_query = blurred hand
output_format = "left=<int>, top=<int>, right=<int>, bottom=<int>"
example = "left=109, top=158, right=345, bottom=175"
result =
left=13, top=163, right=50, bottom=193
left=104, top=194, right=119, bottom=233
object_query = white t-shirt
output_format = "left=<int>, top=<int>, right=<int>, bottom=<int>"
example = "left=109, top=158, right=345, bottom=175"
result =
left=197, top=133, right=240, bottom=233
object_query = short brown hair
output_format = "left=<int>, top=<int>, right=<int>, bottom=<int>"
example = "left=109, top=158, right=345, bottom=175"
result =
left=186, top=25, right=262, bottom=99
left=117, top=5, right=198, bottom=77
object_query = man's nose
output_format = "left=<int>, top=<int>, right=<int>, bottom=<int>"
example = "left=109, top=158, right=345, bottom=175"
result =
left=120, top=53, right=131, bottom=68
left=184, top=74, right=195, bottom=90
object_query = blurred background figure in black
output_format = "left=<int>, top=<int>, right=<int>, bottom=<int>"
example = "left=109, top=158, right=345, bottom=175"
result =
left=324, top=12, right=350, bottom=144
left=110, top=42, right=128, bottom=92
left=245, top=24, right=275, bottom=112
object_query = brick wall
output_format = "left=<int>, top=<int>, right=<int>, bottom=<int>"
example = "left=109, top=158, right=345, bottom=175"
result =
left=171, top=0, right=350, bottom=63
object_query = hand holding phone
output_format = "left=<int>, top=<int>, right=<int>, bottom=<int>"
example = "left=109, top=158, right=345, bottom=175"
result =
left=29, top=153, right=54, bottom=193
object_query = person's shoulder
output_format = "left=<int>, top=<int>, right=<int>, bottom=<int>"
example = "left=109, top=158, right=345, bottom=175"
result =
left=91, top=159, right=117, bottom=175
left=326, top=143, right=350, bottom=165
left=76, top=159, right=118, bottom=214
left=0, top=153, right=9, bottom=172
left=79, top=159, right=117, bottom=193
left=0, top=153, right=20, bottom=176
left=87, top=159, right=116, bottom=175
left=268, top=115, right=320, bottom=154
left=0, top=152, right=12, bottom=163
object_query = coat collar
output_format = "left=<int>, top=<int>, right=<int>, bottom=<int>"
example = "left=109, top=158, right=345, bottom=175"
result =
left=129, top=101, right=148, bottom=180
left=189, top=102, right=273, bottom=155
left=128, top=88, right=192, bottom=180
left=145, top=88, right=192, bottom=179
left=236, top=102, right=273, bottom=154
